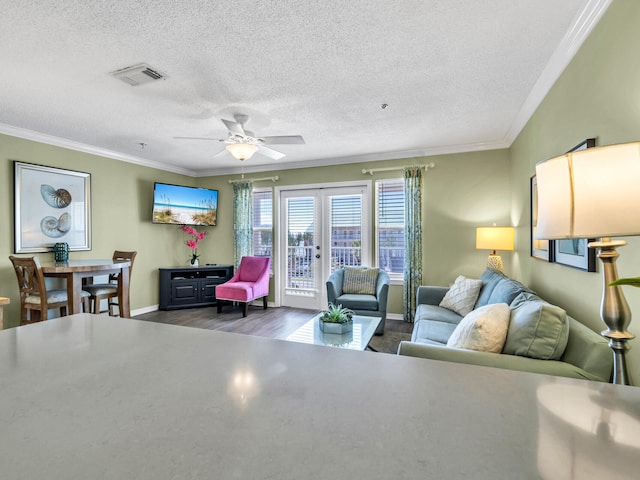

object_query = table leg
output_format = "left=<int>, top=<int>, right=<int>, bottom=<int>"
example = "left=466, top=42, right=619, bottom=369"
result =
left=67, top=273, right=84, bottom=315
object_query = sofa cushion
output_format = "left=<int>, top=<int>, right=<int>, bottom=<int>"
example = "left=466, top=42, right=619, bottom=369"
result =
left=342, top=267, right=378, bottom=295
left=474, top=269, right=507, bottom=308
left=335, top=293, right=378, bottom=311
left=216, top=282, right=254, bottom=302
left=439, top=275, right=483, bottom=316
left=446, top=303, right=510, bottom=353
left=415, top=304, right=463, bottom=325
left=487, top=278, right=531, bottom=306
left=504, top=292, right=570, bottom=360
left=412, top=319, right=458, bottom=345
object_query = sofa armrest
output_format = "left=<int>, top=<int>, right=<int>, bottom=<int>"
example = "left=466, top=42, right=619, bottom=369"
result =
left=397, top=341, right=606, bottom=382
left=326, top=269, right=344, bottom=305
left=376, top=270, right=390, bottom=313
left=416, top=286, right=449, bottom=306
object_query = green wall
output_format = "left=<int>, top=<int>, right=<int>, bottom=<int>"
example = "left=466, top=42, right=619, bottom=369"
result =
left=196, top=150, right=511, bottom=314
left=510, top=0, right=640, bottom=377
left=0, top=132, right=510, bottom=325
left=0, top=134, right=195, bottom=326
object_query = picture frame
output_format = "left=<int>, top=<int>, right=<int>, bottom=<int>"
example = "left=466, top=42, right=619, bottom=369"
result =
left=14, top=161, right=91, bottom=253
left=552, top=138, right=597, bottom=272
left=554, top=237, right=597, bottom=272
left=530, top=174, right=554, bottom=262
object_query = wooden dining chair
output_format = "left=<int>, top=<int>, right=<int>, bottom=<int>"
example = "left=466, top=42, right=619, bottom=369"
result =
left=9, top=255, right=90, bottom=325
left=83, top=251, right=137, bottom=316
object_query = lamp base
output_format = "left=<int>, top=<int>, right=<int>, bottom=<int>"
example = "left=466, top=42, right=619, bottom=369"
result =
left=487, top=254, right=504, bottom=273
left=589, top=238, right=635, bottom=385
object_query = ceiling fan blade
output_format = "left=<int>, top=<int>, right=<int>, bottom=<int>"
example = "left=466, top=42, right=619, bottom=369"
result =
left=258, top=145, right=285, bottom=160
left=173, top=136, right=224, bottom=141
left=221, top=118, right=246, bottom=136
left=260, top=135, right=305, bottom=145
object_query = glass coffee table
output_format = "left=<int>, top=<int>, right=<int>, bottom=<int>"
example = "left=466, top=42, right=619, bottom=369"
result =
left=286, top=313, right=381, bottom=351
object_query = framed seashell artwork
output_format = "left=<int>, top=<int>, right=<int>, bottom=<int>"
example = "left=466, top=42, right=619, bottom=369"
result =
left=13, top=161, right=91, bottom=253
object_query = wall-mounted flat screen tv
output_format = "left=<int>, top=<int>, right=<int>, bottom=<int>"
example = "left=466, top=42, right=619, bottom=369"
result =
left=152, top=182, right=218, bottom=226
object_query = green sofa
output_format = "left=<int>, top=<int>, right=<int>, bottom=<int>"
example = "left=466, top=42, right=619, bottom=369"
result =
left=398, top=269, right=613, bottom=382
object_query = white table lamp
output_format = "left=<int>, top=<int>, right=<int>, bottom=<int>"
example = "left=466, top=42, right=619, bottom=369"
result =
left=535, top=142, right=640, bottom=385
left=476, top=226, right=514, bottom=273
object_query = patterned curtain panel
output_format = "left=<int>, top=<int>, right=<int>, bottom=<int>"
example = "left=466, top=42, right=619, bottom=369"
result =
left=233, top=181, right=254, bottom=268
left=403, top=166, right=423, bottom=323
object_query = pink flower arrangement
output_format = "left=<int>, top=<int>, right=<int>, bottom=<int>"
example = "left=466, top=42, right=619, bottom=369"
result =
left=182, top=226, right=207, bottom=264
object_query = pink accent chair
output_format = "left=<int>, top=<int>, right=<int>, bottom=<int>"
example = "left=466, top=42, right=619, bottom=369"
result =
left=216, top=256, right=271, bottom=317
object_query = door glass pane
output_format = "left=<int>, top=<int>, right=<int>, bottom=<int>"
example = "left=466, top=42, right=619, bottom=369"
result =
left=329, top=194, right=362, bottom=272
left=286, top=197, right=315, bottom=290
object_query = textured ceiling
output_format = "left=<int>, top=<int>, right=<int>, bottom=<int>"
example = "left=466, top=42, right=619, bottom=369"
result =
left=0, top=1, right=610, bottom=176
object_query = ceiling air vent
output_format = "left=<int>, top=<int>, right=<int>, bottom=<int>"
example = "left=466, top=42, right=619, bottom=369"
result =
left=110, top=63, right=167, bottom=86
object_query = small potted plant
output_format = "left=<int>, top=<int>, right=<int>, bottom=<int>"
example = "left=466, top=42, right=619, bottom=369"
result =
left=319, top=303, right=354, bottom=334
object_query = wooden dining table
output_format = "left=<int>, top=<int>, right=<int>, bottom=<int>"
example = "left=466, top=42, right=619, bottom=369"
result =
left=40, top=259, right=132, bottom=317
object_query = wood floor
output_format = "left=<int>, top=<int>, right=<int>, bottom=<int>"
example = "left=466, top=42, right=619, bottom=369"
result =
left=133, top=304, right=413, bottom=354
left=134, top=304, right=315, bottom=340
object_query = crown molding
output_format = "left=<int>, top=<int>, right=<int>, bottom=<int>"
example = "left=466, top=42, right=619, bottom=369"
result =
left=196, top=139, right=510, bottom=177
left=504, top=0, right=612, bottom=144
left=0, top=123, right=194, bottom=176
left=0, top=120, right=506, bottom=178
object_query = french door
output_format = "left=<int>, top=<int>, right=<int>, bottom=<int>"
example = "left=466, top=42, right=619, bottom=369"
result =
left=278, top=183, right=370, bottom=310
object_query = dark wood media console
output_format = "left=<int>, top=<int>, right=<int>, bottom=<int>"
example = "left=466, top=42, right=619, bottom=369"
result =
left=159, top=265, right=234, bottom=310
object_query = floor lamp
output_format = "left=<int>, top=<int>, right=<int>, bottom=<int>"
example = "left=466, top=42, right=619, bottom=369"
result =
left=535, top=142, right=640, bottom=385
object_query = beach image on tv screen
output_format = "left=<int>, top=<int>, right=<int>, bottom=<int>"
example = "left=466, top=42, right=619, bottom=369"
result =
left=153, top=183, right=218, bottom=226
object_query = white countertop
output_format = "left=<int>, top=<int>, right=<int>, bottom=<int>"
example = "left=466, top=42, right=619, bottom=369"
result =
left=1, top=314, right=639, bottom=479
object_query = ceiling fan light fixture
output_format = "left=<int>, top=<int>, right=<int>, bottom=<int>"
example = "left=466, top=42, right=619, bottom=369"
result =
left=226, top=143, right=258, bottom=161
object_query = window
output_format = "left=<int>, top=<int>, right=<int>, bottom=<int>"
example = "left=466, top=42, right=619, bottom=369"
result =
left=375, top=178, right=404, bottom=279
left=252, top=189, right=273, bottom=264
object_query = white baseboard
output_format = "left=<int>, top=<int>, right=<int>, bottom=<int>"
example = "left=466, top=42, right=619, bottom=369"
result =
left=249, top=300, right=276, bottom=308
left=132, top=305, right=159, bottom=316
left=387, top=313, right=404, bottom=321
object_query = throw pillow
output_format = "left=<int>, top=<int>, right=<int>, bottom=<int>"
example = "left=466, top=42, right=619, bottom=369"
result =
left=446, top=303, right=511, bottom=353
left=439, top=275, right=483, bottom=316
left=503, top=297, right=569, bottom=360
left=342, top=267, right=378, bottom=295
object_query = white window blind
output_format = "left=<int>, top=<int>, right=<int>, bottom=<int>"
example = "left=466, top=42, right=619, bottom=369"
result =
left=375, top=178, right=405, bottom=277
left=252, top=190, right=273, bottom=261
left=329, top=194, right=362, bottom=270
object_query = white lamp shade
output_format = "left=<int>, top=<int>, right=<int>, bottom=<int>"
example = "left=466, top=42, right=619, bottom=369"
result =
left=535, top=142, right=640, bottom=239
left=476, top=226, right=514, bottom=251
left=226, top=143, right=258, bottom=161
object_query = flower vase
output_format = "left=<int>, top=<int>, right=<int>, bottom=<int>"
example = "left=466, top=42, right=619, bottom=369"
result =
left=190, top=258, right=199, bottom=267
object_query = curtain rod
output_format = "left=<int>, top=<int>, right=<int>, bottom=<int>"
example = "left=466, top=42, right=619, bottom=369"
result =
left=228, top=175, right=280, bottom=184
left=361, top=162, right=435, bottom=176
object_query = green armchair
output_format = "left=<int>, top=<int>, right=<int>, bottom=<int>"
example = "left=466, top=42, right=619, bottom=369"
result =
left=326, top=268, right=390, bottom=335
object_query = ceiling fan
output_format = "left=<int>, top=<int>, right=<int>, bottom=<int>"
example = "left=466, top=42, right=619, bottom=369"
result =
left=174, top=114, right=305, bottom=161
